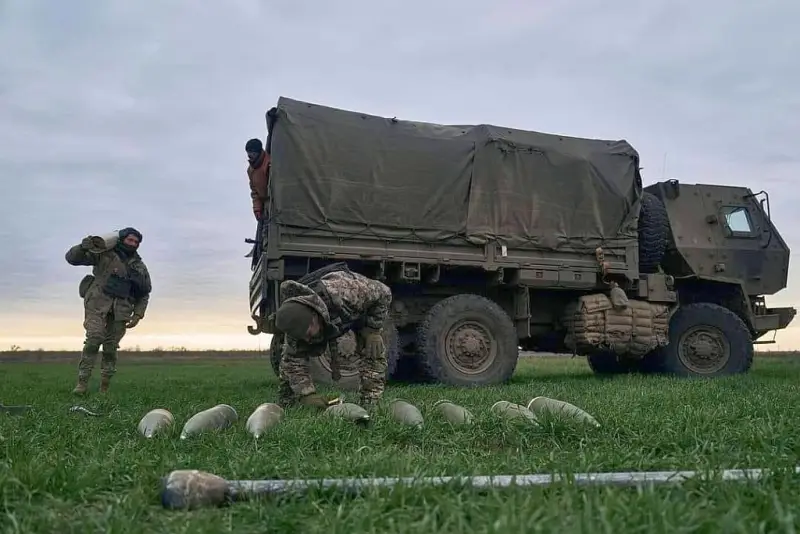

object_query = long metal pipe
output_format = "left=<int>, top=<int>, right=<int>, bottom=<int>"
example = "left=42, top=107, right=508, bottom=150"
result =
left=160, top=466, right=800, bottom=510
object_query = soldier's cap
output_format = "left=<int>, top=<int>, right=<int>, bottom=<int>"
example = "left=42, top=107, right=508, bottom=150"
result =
left=275, top=300, right=318, bottom=340
left=245, top=138, right=262, bottom=152
left=119, top=227, right=143, bottom=242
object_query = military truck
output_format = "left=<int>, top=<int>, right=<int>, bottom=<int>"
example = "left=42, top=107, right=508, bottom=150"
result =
left=247, top=96, right=795, bottom=388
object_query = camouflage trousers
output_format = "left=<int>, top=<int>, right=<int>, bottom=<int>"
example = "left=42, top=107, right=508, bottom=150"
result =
left=353, top=330, right=388, bottom=405
left=78, top=310, right=128, bottom=381
left=278, top=333, right=387, bottom=406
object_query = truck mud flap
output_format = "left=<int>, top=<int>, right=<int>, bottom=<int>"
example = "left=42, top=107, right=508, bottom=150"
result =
left=248, top=253, right=269, bottom=334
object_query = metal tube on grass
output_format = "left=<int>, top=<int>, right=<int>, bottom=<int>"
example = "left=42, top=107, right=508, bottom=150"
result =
left=160, top=466, right=800, bottom=510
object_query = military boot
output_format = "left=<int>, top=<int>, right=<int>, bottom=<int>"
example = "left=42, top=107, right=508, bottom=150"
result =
left=99, top=376, right=111, bottom=393
left=72, top=378, right=88, bottom=395
left=298, top=393, right=329, bottom=411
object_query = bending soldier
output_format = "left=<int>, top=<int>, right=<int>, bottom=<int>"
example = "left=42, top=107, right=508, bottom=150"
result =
left=65, top=227, right=152, bottom=394
left=273, top=267, right=392, bottom=410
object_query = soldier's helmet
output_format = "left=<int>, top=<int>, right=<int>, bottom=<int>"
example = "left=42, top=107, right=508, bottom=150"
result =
left=275, top=301, right=318, bottom=341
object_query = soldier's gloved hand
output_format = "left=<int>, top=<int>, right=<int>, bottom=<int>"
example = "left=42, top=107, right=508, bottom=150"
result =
left=358, top=327, right=385, bottom=361
left=81, top=237, right=94, bottom=250
left=126, top=315, right=141, bottom=329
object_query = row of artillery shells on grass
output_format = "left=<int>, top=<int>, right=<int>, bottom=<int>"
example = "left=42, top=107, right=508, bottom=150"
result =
left=130, top=397, right=601, bottom=440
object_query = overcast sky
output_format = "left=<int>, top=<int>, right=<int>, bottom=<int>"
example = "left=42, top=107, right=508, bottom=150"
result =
left=2, top=0, right=799, bottom=351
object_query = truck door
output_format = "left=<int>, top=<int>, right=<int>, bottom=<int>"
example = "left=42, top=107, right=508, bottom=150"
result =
left=714, top=200, right=764, bottom=293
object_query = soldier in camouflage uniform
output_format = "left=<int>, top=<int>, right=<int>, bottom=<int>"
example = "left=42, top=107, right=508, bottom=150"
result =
left=273, top=268, right=392, bottom=410
left=65, top=227, right=152, bottom=394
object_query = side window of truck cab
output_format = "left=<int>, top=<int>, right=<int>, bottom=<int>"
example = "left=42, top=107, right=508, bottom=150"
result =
left=720, top=205, right=756, bottom=237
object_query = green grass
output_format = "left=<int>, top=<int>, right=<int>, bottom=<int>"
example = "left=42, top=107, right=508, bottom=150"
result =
left=2, top=355, right=800, bottom=533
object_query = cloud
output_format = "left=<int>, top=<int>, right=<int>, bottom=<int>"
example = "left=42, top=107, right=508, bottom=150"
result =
left=1, top=0, right=799, bottom=349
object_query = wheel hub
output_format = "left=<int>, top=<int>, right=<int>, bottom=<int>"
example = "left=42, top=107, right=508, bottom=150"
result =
left=678, top=325, right=730, bottom=374
left=445, top=321, right=496, bottom=374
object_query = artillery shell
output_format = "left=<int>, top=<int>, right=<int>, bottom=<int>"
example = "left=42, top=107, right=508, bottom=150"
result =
left=88, top=232, right=120, bottom=253
left=138, top=408, right=174, bottom=438
left=526, top=396, right=600, bottom=427
left=180, top=404, right=238, bottom=439
left=245, top=403, right=284, bottom=438
left=324, top=402, right=371, bottom=426
left=433, top=400, right=473, bottom=425
left=490, top=401, right=539, bottom=425
left=388, top=399, right=424, bottom=428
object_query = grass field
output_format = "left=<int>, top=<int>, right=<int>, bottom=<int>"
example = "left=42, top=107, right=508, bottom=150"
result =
left=2, top=352, right=800, bottom=533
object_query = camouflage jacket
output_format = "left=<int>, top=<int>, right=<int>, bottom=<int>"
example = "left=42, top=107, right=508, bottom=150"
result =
left=65, top=242, right=152, bottom=321
left=279, top=270, right=392, bottom=360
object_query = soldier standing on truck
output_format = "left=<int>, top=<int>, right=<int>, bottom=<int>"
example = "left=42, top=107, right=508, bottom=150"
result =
left=245, top=138, right=270, bottom=220
left=273, top=267, right=392, bottom=410
left=65, top=227, right=152, bottom=394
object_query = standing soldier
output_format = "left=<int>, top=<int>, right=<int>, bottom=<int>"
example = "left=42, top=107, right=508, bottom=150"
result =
left=273, top=266, right=392, bottom=410
left=245, top=138, right=270, bottom=221
left=65, top=227, right=152, bottom=394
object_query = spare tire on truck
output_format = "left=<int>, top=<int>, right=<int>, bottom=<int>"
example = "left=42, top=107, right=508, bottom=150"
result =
left=416, top=294, right=520, bottom=386
left=638, top=191, right=670, bottom=274
left=269, top=318, right=401, bottom=391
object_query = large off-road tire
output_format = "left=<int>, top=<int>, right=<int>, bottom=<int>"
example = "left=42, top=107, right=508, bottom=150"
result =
left=269, top=320, right=401, bottom=391
left=416, top=294, right=519, bottom=386
left=649, top=302, right=753, bottom=377
left=638, top=191, right=669, bottom=274
left=388, top=328, right=433, bottom=384
left=586, top=351, right=641, bottom=375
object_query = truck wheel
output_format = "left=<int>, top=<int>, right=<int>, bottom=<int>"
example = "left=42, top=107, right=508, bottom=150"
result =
left=310, top=319, right=401, bottom=390
left=638, top=191, right=669, bottom=273
left=651, top=302, right=753, bottom=377
left=270, top=331, right=362, bottom=388
left=416, top=294, right=519, bottom=386
left=389, top=329, right=433, bottom=384
left=586, top=351, right=641, bottom=375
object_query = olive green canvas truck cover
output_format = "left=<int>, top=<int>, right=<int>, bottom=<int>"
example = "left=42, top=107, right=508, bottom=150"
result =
left=267, top=97, right=644, bottom=255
